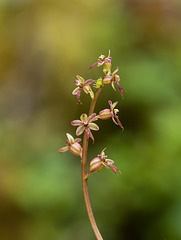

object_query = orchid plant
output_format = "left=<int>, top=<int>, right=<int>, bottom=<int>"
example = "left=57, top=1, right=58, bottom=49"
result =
left=59, top=50, right=125, bottom=240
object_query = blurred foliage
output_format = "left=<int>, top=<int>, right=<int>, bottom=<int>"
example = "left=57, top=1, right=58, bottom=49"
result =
left=0, top=0, right=181, bottom=239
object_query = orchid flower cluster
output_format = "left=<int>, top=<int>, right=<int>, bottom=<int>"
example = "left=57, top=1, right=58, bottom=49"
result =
left=59, top=50, right=124, bottom=176
left=58, top=51, right=125, bottom=240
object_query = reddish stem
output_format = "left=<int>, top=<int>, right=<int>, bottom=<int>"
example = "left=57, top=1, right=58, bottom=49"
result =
left=81, top=87, right=103, bottom=240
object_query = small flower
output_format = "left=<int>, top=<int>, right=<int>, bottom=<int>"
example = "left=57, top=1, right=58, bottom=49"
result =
left=72, top=75, right=94, bottom=102
left=58, top=133, right=82, bottom=157
left=89, top=148, right=121, bottom=174
left=89, top=50, right=112, bottom=75
left=102, top=67, right=125, bottom=96
left=71, top=113, right=99, bottom=142
left=93, top=78, right=103, bottom=89
left=98, top=100, right=124, bottom=130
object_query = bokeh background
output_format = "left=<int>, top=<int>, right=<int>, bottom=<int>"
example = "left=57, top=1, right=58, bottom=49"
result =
left=0, top=0, right=181, bottom=239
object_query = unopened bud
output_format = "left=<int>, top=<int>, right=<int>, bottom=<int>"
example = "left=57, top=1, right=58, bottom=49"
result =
left=69, top=142, right=82, bottom=157
left=103, top=76, right=112, bottom=85
left=98, top=109, right=111, bottom=120
left=89, top=157, right=103, bottom=173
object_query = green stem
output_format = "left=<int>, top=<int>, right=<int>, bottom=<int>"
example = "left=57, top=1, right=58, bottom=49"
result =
left=81, top=87, right=103, bottom=240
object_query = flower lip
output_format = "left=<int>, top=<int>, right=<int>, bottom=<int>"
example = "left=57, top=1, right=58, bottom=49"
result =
left=71, top=120, right=84, bottom=126
left=108, top=100, right=124, bottom=130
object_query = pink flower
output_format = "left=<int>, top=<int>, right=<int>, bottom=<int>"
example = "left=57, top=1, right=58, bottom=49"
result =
left=98, top=100, right=124, bottom=130
left=58, top=133, right=82, bottom=157
left=89, top=50, right=112, bottom=75
left=89, top=148, right=121, bottom=174
left=71, top=113, right=99, bottom=142
left=103, top=67, right=125, bottom=96
left=72, top=75, right=94, bottom=102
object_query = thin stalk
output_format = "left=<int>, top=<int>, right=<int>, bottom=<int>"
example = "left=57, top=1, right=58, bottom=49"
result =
left=81, top=87, right=103, bottom=240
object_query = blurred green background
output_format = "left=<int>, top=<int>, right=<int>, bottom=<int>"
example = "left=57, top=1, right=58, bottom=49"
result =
left=0, top=0, right=181, bottom=239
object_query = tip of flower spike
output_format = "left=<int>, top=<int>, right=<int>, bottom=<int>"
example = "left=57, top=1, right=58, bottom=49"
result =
left=108, top=49, right=111, bottom=58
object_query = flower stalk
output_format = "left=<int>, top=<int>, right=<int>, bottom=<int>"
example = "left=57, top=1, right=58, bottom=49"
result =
left=58, top=51, right=124, bottom=240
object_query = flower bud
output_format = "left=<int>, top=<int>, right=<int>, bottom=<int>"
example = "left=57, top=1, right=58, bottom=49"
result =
left=94, top=78, right=103, bottom=88
left=103, top=76, right=112, bottom=85
left=98, top=109, right=111, bottom=120
left=89, top=157, right=103, bottom=173
left=69, top=142, right=82, bottom=157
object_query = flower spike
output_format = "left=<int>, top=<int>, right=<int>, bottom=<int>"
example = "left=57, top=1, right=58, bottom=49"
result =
left=59, top=51, right=125, bottom=240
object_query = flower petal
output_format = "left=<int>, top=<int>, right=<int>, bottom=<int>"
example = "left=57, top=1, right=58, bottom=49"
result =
left=114, top=74, right=120, bottom=82
left=74, top=138, right=82, bottom=143
left=74, top=79, right=81, bottom=86
left=89, top=122, right=99, bottom=131
left=80, top=113, right=87, bottom=123
left=114, top=115, right=124, bottom=131
left=76, top=75, right=84, bottom=83
left=89, top=89, right=94, bottom=99
left=85, top=128, right=94, bottom=142
left=111, top=81, right=116, bottom=91
left=58, top=146, right=69, bottom=153
left=116, top=82, right=125, bottom=97
left=112, top=67, right=119, bottom=76
left=83, top=85, right=90, bottom=94
left=100, top=148, right=107, bottom=159
left=112, top=116, right=119, bottom=125
left=102, top=162, right=109, bottom=169
left=108, top=100, right=113, bottom=108
left=87, top=113, right=97, bottom=123
left=76, top=125, right=85, bottom=136
left=84, top=79, right=94, bottom=85
left=98, top=54, right=105, bottom=61
left=71, top=120, right=83, bottom=126
left=66, top=133, right=74, bottom=144
left=76, top=89, right=82, bottom=100
left=111, top=101, right=118, bottom=110
left=97, top=61, right=104, bottom=67
left=89, top=61, right=98, bottom=70
left=72, top=87, right=80, bottom=95
left=105, top=159, right=114, bottom=165
left=109, top=164, right=121, bottom=174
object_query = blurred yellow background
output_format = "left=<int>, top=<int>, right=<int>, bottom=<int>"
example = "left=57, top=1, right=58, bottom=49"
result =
left=0, top=0, right=181, bottom=239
